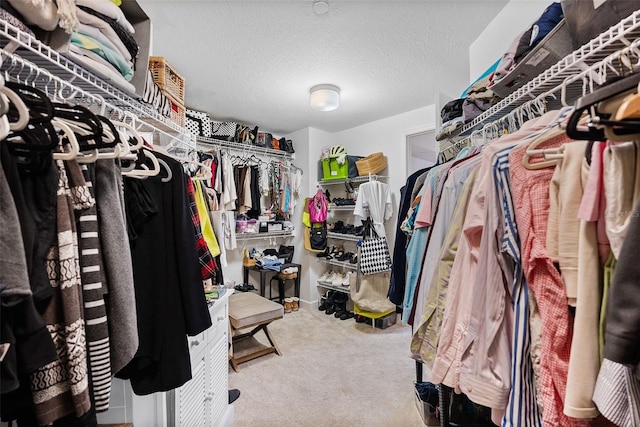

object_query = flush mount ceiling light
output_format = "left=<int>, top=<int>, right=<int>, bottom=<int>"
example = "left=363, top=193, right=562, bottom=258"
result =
left=313, top=1, right=329, bottom=14
left=310, top=84, right=340, bottom=111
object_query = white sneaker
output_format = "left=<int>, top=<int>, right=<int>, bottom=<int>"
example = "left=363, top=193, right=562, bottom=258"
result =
left=317, top=271, right=332, bottom=283
left=320, top=272, right=338, bottom=284
left=331, top=272, right=345, bottom=287
left=341, top=271, right=353, bottom=287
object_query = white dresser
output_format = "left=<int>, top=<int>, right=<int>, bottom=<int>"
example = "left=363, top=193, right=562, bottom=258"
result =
left=97, top=290, right=234, bottom=427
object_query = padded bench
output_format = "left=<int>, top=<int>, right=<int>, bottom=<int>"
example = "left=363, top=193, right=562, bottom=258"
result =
left=228, top=292, right=284, bottom=372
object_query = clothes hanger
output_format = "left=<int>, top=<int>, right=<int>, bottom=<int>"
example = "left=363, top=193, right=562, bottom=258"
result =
left=151, top=143, right=212, bottom=181
left=50, top=118, right=80, bottom=161
left=122, top=147, right=161, bottom=178
left=565, top=72, right=640, bottom=140
left=522, top=102, right=568, bottom=169
left=1, top=83, right=29, bottom=131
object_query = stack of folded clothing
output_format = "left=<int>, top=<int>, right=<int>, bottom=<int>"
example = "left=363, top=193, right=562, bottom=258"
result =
left=67, top=0, right=138, bottom=93
left=489, top=2, right=564, bottom=88
left=256, top=255, right=282, bottom=272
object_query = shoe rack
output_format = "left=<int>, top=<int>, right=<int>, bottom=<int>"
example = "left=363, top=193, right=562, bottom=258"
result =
left=314, top=175, right=388, bottom=298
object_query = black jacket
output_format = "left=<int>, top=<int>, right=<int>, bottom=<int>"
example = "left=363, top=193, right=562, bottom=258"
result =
left=117, top=153, right=212, bottom=395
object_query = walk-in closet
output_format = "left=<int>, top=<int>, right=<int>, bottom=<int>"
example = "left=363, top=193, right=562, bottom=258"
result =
left=1, top=1, right=640, bottom=427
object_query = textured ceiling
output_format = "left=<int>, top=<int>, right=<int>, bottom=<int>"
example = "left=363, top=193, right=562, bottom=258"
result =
left=138, top=0, right=508, bottom=135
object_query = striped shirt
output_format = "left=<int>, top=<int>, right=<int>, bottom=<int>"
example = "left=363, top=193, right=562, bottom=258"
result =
left=494, top=147, right=542, bottom=427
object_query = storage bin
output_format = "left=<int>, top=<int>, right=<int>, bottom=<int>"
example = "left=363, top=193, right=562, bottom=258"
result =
left=490, top=20, right=573, bottom=98
left=414, top=384, right=440, bottom=426
left=149, top=56, right=185, bottom=104
left=321, top=157, right=349, bottom=180
left=163, top=90, right=185, bottom=127
left=209, top=120, right=238, bottom=141
left=561, top=0, right=639, bottom=50
left=374, top=311, right=398, bottom=329
left=186, top=108, right=212, bottom=137
left=355, top=152, right=388, bottom=176
left=267, top=221, right=283, bottom=232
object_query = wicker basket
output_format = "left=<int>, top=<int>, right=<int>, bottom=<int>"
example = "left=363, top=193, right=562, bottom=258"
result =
left=356, top=152, right=388, bottom=176
left=161, top=89, right=185, bottom=127
left=277, top=272, right=298, bottom=280
left=149, top=56, right=185, bottom=104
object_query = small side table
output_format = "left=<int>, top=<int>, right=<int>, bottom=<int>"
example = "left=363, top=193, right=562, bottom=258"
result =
left=243, top=263, right=301, bottom=303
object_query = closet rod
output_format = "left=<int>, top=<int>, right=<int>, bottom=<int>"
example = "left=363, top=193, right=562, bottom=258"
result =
left=196, top=136, right=294, bottom=159
left=440, top=8, right=640, bottom=147
left=438, top=38, right=640, bottom=163
left=0, top=48, right=193, bottom=148
left=236, top=231, right=293, bottom=241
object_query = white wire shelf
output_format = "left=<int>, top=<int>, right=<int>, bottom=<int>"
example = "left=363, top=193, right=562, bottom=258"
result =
left=0, top=20, right=188, bottom=138
left=235, top=231, right=293, bottom=240
left=316, top=282, right=350, bottom=294
left=327, top=232, right=361, bottom=242
left=318, top=175, right=388, bottom=185
left=328, top=204, right=356, bottom=211
left=196, top=136, right=294, bottom=158
left=317, top=258, right=358, bottom=270
left=439, top=9, right=640, bottom=151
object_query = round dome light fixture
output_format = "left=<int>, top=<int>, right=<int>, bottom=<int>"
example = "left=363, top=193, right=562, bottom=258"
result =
left=313, top=1, right=329, bottom=14
left=310, top=84, right=340, bottom=111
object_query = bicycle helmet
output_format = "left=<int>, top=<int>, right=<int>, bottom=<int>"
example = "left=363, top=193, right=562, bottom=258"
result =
left=328, top=145, right=347, bottom=158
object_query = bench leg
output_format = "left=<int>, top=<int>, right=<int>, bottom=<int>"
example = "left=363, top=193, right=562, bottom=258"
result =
left=262, top=324, right=282, bottom=356
left=229, top=322, right=282, bottom=371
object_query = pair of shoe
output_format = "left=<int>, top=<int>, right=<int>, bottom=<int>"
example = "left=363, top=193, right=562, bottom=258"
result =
left=323, top=292, right=348, bottom=316
left=316, top=245, right=342, bottom=259
left=335, top=310, right=355, bottom=320
left=283, top=297, right=299, bottom=313
left=335, top=252, right=357, bottom=264
left=317, top=271, right=352, bottom=287
left=234, top=283, right=255, bottom=292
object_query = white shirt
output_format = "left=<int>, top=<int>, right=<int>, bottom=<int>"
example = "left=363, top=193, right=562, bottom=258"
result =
left=353, top=180, right=392, bottom=236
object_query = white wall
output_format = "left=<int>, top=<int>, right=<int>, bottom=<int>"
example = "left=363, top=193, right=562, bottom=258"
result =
left=297, top=105, right=436, bottom=305
left=469, top=0, right=552, bottom=82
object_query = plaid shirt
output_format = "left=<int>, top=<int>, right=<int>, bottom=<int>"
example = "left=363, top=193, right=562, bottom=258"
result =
left=186, top=177, right=218, bottom=280
left=509, top=133, right=582, bottom=427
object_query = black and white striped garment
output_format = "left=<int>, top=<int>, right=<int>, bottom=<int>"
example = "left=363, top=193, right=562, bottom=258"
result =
left=74, top=163, right=112, bottom=412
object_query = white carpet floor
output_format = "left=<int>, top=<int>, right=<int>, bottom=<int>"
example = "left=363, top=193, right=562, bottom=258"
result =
left=228, top=307, right=425, bottom=427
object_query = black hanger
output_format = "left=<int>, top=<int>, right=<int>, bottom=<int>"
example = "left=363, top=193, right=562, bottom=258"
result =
left=52, top=103, right=103, bottom=148
left=4, top=81, right=54, bottom=124
left=96, top=115, right=121, bottom=149
left=566, top=73, right=640, bottom=140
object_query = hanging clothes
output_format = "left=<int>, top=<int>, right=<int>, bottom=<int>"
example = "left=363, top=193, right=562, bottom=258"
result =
left=353, top=180, right=392, bottom=240
left=69, top=161, right=113, bottom=412
left=29, top=160, right=92, bottom=425
left=388, top=166, right=432, bottom=306
left=509, top=131, right=577, bottom=427
left=116, top=153, right=212, bottom=395
left=220, top=151, right=237, bottom=211
left=193, top=179, right=221, bottom=258
left=186, top=178, right=219, bottom=281
left=93, top=158, right=138, bottom=375
left=593, top=198, right=640, bottom=427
